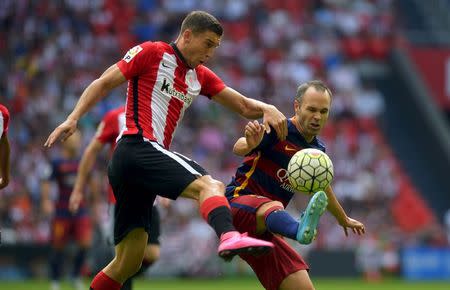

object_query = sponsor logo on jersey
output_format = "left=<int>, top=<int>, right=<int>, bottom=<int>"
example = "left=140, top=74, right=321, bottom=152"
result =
left=276, top=168, right=295, bottom=193
left=161, top=78, right=193, bottom=105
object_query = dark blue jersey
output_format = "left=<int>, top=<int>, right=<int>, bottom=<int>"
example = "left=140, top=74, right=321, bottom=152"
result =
left=45, top=158, right=87, bottom=218
left=225, top=119, right=326, bottom=207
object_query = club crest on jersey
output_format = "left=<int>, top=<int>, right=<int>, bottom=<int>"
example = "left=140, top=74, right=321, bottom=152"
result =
left=123, top=45, right=143, bottom=63
left=161, top=78, right=193, bottom=105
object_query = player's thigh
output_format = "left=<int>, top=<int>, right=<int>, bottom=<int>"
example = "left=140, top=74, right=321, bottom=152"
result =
left=107, top=228, right=148, bottom=280
left=73, top=216, right=92, bottom=247
left=51, top=218, right=70, bottom=248
left=279, top=270, right=314, bottom=290
left=229, top=195, right=274, bottom=235
left=241, top=235, right=309, bottom=290
left=113, top=192, right=156, bottom=246
left=180, top=175, right=225, bottom=202
left=109, top=136, right=208, bottom=200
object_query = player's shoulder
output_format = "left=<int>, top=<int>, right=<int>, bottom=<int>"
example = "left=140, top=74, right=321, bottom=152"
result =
left=0, top=104, right=9, bottom=117
left=140, top=41, right=171, bottom=53
left=315, top=137, right=327, bottom=152
left=195, top=64, right=215, bottom=76
left=104, top=106, right=125, bottom=120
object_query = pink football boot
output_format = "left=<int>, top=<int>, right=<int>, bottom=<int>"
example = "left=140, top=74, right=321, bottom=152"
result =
left=218, top=231, right=274, bottom=261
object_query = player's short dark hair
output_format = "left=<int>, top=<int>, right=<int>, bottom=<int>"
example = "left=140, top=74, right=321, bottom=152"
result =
left=296, top=80, right=332, bottom=104
left=180, top=11, right=223, bottom=36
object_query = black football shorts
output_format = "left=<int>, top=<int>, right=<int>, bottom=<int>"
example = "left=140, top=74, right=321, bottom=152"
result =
left=108, top=135, right=208, bottom=244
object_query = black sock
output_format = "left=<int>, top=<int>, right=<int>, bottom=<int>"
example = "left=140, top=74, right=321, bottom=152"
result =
left=207, top=206, right=235, bottom=238
left=121, top=278, right=132, bottom=290
left=134, top=259, right=154, bottom=277
left=49, top=249, right=63, bottom=281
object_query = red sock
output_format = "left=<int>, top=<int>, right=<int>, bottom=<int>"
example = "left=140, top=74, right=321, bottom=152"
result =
left=200, top=196, right=235, bottom=237
left=199, top=196, right=230, bottom=221
left=90, top=271, right=121, bottom=290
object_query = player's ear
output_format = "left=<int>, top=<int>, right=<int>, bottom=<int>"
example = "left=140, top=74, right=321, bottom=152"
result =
left=294, top=99, right=300, bottom=113
left=183, top=29, right=193, bottom=44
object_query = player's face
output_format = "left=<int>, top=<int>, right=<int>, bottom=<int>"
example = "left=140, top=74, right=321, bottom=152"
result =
left=183, top=29, right=221, bottom=67
left=294, top=87, right=331, bottom=142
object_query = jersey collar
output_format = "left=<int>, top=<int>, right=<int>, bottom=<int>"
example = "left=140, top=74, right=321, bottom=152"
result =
left=170, top=42, right=193, bottom=69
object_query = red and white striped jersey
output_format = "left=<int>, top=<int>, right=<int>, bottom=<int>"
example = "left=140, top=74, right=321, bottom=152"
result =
left=95, top=106, right=125, bottom=151
left=95, top=106, right=125, bottom=204
left=0, top=104, right=10, bottom=139
left=116, top=41, right=226, bottom=149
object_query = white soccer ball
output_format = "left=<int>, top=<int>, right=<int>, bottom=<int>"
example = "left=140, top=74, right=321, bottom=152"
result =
left=287, top=148, right=334, bottom=194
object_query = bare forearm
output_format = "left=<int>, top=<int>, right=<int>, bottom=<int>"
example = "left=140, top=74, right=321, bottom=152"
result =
left=240, top=97, right=272, bottom=119
left=67, top=79, right=110, bottom=121
left=324, top=186, right=348, bottom=224
left=73, top=144, right=99, bottom=192
left=233, top=137, right=253, bottom=156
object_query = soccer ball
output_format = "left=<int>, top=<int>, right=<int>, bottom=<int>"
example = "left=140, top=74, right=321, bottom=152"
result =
left=287, top=148, right=334, bottom=194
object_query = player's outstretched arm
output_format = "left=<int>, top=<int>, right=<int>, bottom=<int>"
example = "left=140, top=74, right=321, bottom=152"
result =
left=0, top=134, right=10, bottom=189
left=44, top=64, right=126, bottom=147
left=233, top=121, right=266, bottom=156
left=324, top=185, right=365, bottom=236
left=69, top=138, right=104, bottom=213
left=212, top=87, right=287, bottom=140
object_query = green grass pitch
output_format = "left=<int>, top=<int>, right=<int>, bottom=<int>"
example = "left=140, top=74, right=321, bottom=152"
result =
left=0, top=277, right=448, bottom=290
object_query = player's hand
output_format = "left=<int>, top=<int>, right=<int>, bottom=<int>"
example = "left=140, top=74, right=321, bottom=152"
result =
left=245, top=120, right=266, bottom=150
left=0, top=177, right=9, bottom=190
left=340, top=217, right=365, bottom=236
left=69, top=190, right=83, bottom=214
left=41, top=199, right=54, bottom=217
left=44, top=118, right=78, bottom=147
left=262, top=105, right=287, bottom=141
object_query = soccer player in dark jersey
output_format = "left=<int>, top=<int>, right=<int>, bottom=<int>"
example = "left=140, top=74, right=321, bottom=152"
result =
left=69, top=106, right=163, bottom=290
left=41, top=130, right=92, bottom=290
left=226, top=80, right=365, bottom=290
left=0, top=104, right=10, bottom=189
left=45, top=11, right=288, bottom=290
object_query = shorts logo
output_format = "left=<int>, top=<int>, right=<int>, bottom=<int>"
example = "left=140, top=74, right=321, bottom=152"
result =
left=285, top=145, right=297, bottom=152
left=123, top=45, right=143, bottom=63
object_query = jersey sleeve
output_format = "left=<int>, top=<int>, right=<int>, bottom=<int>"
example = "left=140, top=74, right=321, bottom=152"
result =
left=116, top=41, right=156, bottom=79
left=249, top=127, right=278, bottom=155
left=95, top=111, right=118, bottom=144
left=198, top=66, right=226, bottom=98
left=0, top=104, right=10, bottom=135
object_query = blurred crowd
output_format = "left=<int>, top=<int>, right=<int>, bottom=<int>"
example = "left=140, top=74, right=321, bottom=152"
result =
left=0, top=0, right=447, bottom=278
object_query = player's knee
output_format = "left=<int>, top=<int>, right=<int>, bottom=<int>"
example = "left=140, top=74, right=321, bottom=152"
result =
left=256, top=200, right=284, bottom=220
left=201, top=175, right=224, bottom=192
left=144, top=245, right=160, bottom=263
left=182, top=175, right=225, bottom=200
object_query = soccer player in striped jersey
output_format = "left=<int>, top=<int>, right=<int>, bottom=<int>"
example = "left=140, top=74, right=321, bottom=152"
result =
left=0, top=104, right=10, bottom=189
left=45, top=11, right=288, bottom=290
left=69, top=106, right=163, bottom=290
left=226, top=80, right=365, bottom=290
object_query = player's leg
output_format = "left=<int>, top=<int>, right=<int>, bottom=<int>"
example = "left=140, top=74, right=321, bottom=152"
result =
left=141, top=205, right=161, bottom=270
left=137, top=144, right=274, bottom=261
left=255, top=191, right=328, bottom=244
left=230, top=198, right=310, bottom=290
left=90, top=137, right=155, bottom=290
left=49, top=219, right=68, bottom=290
left=279, top=270, right=314, bottom=290
left=180, top=174, right=274, bottom=260
left=73, top=216, right=92, bottom=290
